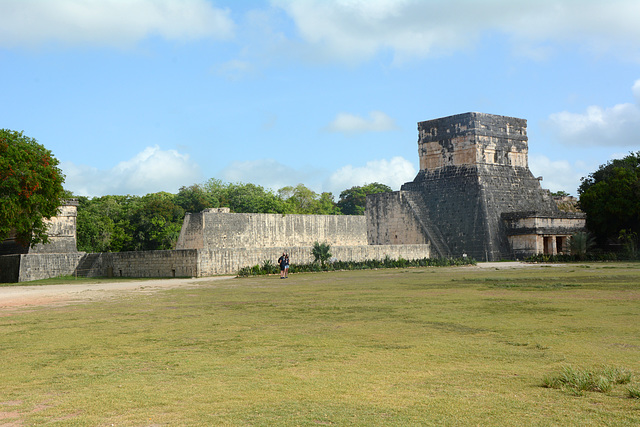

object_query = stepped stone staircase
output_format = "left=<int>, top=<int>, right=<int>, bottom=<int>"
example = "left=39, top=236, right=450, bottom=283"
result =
left=74, top=253, right=101, bottom=277
left=401, top=191, right=451, bottom=258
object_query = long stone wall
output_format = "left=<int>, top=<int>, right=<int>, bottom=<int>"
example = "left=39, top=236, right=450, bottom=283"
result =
left=1, top=244, right=431, bottom=282
left=197, top=244, right=431, bottom=276
left=1, top=253, right=86, bottom=282
left=177, top=211, right=367, bottom=250
left=81, top=250, right=200, bottom=278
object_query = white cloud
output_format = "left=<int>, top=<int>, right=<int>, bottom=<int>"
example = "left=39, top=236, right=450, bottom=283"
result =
left=0, top=0, right=234, bottom=48
left=219, top=156, right=416, bottom=196
left=545, top=79, right=640, bottom=147
left=62, top=146, right=202, bottom=197
left=529, top=154, right=590, bottom=196
left=633, top=79, right=640, bottom=102
left=271, top=0, right=640, bottom=64
left=325, top=111, right=398, bottom=134
left=325, top=156, right=416, bottom=194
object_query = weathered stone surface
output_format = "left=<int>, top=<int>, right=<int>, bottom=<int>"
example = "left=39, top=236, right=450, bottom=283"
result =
left=0, top=200, right=79, bottom=256
left=177, top=212, right=368, bottom=250
left=196, top=244, right=431, bottom=276
left=368, top=112, right=586, bottom=261
left=417, top=112, right=528, bottom=171
left=1, top=208, right=430, bottom=282
left=29, top=201, right=79, bottom=254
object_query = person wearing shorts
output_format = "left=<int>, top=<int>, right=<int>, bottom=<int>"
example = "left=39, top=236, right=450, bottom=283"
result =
left=278, top=252, right=287, bottom=279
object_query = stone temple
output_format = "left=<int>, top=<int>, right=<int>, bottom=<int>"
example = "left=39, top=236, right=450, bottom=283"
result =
left=366, top=112, right=585, bottom=261
left=1, top=112, right=586, bottom=282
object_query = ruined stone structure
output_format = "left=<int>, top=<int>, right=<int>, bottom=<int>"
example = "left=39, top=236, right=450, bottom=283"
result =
left=174, top=208, right=429, bottom=277
left=0, top=199, right=79, bottom=256
left=0, top=200, right=86, bottom=282
left=367, top=112, right=585, bottom=260
left=0, top=207, right=430, bottom=283
left=0, top=112, right=586, bottom=282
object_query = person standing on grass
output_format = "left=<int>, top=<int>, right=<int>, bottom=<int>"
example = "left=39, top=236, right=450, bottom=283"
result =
left=284, top=253, right=290, bottom=278
left=278, top=252, right=287, bottom=279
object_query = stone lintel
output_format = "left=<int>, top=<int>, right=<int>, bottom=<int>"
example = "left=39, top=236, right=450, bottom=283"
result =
left=502, top=211, right=586, bottom=237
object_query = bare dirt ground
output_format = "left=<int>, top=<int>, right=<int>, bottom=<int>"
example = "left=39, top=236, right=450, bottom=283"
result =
left=0, top=276, right=235, bottom=312
left=0, top=262, right=561, bottom=312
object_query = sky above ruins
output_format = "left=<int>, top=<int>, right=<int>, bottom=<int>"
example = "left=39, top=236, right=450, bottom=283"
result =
left=2, top=0, right=640, bottom=198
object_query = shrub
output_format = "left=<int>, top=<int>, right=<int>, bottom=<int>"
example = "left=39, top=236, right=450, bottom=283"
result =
left=311, top=241, right=332, bottom=266
left=237, top=256, right=476, bottom=277
left=542, top=366, right=633, bottom=396
left=262, top=259, right=278, bottom=275
left=569, top=231, right=595, bottom=260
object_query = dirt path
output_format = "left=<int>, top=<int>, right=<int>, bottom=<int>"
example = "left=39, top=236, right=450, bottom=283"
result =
left=0, top=276, right=235, bottom=311
left=0, top=262, right=562, bottom=311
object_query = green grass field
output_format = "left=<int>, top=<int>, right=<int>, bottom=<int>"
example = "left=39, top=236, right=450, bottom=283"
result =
left=1, top=263, right=639, bottom=425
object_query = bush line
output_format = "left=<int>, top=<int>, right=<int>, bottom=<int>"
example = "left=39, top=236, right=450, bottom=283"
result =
left=237, top=256, right=476, bottom=277
left=526, top=252, right=640, bottom=263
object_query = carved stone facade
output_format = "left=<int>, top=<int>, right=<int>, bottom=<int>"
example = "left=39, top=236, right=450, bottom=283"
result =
left=367, top=112, right=586, bottom=261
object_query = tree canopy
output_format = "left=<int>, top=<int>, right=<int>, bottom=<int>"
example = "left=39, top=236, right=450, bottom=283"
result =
left=337, top=183, right=392, bottom=215
left=0, top=129, right=65, bottom=246
left=74, top=181, right=393, bottom=253
left=578, top=151, right=640, bottom=248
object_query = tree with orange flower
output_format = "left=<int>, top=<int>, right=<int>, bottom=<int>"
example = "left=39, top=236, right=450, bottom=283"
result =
left=0, top=129, right=65, bottom=247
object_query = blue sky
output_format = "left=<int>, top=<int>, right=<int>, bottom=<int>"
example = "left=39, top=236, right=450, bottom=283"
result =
left=2, top=0, right=640, bottom=198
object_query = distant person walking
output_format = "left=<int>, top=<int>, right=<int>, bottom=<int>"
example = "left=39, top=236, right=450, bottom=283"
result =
left=278, top=252, right=287, bottom=279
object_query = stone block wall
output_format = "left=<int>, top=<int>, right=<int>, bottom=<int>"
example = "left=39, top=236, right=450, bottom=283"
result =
left=83, top=250, right=200, bottom=278
left=177, top=211, right=367, bottom=250
left=176, top=211, right=205, bottom=250
left=366, top=192, right=428, bottom=245
left=197, top=244, right=431, bottom=276
left=401, top=165, right=492, bottom=260
left=2, top=253, right=86, bottom=282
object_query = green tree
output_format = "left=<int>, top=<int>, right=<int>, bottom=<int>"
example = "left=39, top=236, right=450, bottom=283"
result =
left=175, top=184, right=218, bottom=213
left=76, top=195, right=134, bottom=253
left=316, top=192, right=340, bottom=215
left=578, top=152, right=640, bottom=248
left=204, top=178, right=230, bottom=207
left=225, top=182, right=286, bottom=214
left=278, top=184, right=340, bottom=215
left=0, top=129, right=65, bottom=246
left=337, top=182, right=392, bottom=215
left=128, top=192, right=184, bottom=251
